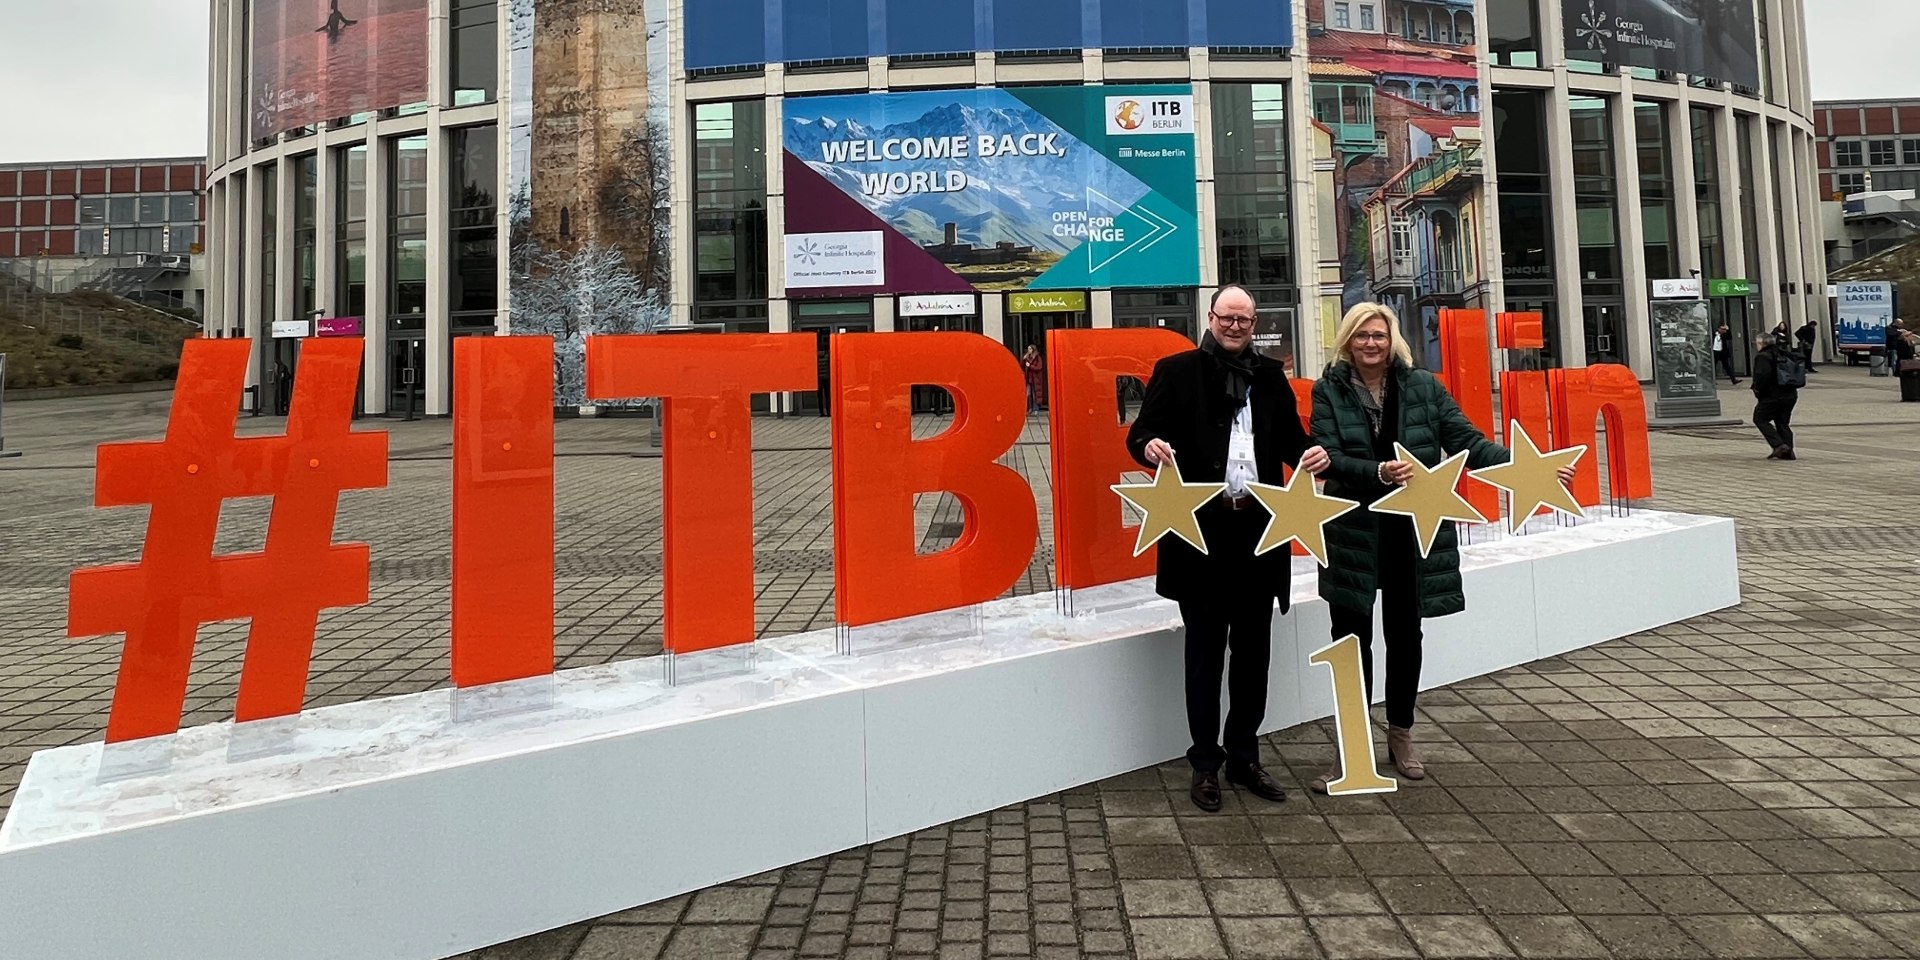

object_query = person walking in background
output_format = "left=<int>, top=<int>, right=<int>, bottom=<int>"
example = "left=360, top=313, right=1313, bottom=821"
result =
left=1127, top=285, right=1331, bottom=812
left=1713, top=324, right=1740, bottom=384
left=1796, top=318, right=1819, bottom=372
left=1307, top=302, right=1574, bottom=790
left=1752, top=333, right=1803, bottom=460
left=1020, top=343, right=1045, bottom=415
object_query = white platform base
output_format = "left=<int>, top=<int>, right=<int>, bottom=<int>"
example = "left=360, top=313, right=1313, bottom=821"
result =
left=0, top=510, right=1737, bottom=960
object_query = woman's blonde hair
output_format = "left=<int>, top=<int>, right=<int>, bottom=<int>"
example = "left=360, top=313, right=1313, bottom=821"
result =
left=1333, top=301, right=1415, bottom=368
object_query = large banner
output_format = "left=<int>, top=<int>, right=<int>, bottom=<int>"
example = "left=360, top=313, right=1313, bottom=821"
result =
left=781, top=86, right=1199, bottom=295
left=1303, top=1, right=1487, bottom=368
left=1563, top=0, right=1760, bottom=88
left=1836, top=281, right=1894, bottom=349
left=250, top=0, right=429, bottom=141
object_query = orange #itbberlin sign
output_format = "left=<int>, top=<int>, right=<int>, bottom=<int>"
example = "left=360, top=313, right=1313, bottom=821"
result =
left=69, top=311, right=1652, bottom=743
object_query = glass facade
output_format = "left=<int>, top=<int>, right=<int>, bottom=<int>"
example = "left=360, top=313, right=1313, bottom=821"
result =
left=692, top=101, right=769, bottom=325
left=1634, top=101, right=1678, bottom=281
left=1690, top=107, right=1724, bottom=281
left=337, top=144, right=368, bottom=318
left=259, top=164, right=278, bottom=325
left=1492, top=89, right=1559, bottom=366
left=452, top=0, right=498, bottom=105
left=1485, top=0, right=1538, bottom=66
left=390, top=136, right=430, bottom=329
left=449, top=125, right=499, bottom=328
left=1211, top=83, right=1293, bottom=290
left=293, top=153, right=318, bottom=318
left=1569, top=96, right=1624, bottom=364
left=1737, top=115, right=1762, bottom=299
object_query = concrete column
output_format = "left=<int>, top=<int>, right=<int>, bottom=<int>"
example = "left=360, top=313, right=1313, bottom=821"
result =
left=1612, top=87, right=1653, bottom=378
left=275, top=156, right=296, bottom=334
left=765, top=95, right=786, bottom=305
left=1795, top=130, right=1828, bottom=348
left=1748, top=114, right=1784, bottom=337
left=209, top=0, right=227, bottom=165
left=1545, top=82, right=1587, bottom=366
left=1091, top=289, right=1113, bottom=329
left=1771, top=122, right=1806, bottom=333
left=982, top=293, right=1005, bottom=346
left=873, top=295, right=895, bottom=333
left=769, top=298, right=792, bottom=414
left=423, top=0, right=451, bottom=415
left=1193, top=77, right=1218, bottom=289
left=365, top=135, right=390, bottom=414
left=315, top=145, right=336, bottom=320
left=667, top=6, right=702, bottom=326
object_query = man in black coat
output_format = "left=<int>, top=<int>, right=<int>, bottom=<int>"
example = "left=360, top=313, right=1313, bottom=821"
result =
left=1126, top=285, right=1331, bottom=812
left=1752, top=333, right=1800, bottom=460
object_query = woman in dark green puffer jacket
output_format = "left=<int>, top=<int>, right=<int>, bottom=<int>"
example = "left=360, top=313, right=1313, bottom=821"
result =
left=1306, top=302, right=1538, bottom=792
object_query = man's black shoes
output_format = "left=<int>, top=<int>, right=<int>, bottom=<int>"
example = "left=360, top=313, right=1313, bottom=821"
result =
left=1226, top=763, right=1289, bottom=803
left=1190, top=770, right=1223, bottom=812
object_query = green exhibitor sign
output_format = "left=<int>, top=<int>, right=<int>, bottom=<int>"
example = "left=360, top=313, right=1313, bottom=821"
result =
left=1008, top=291, right=1088, bottom=313
left=1708, top=278, right=1753, bottom=297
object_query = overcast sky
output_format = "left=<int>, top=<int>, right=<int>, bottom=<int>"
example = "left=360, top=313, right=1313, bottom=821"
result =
left=0, top=0, right=1915, bottom=164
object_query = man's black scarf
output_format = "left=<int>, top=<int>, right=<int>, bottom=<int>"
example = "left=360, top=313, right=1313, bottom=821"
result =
left=1200, top=331, right=1256, bottom=408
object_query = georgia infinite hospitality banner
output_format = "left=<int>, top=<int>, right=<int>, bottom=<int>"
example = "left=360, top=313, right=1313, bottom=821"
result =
left=251, top=0, right=429, bottom=141
left=1563, top=0, right=1759, bottom=88
left=781, top=85, right=1200, bottom=296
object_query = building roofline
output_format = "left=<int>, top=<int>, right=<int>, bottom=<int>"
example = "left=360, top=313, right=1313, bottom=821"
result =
left=1812, top=98, right=1920, bottom=108
left=0, top=156, right=207, bottom=172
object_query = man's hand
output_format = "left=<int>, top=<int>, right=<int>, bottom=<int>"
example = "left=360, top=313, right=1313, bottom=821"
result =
left=1143, top=438, right=1176, bottom=465
left=1556, top=464, right=1577, bottom=487
left=1298, top=445, right=1331, bottom=476
left=1380, top=459, right=1414, bottom=485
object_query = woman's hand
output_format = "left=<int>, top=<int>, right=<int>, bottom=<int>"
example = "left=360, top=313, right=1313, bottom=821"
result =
left=1298, top=445, right=1331, bottom=476
left=1143, top=438, right=1176, bottom=466
left=1379, top=459, right=1414, bottom=485
left=1556, top=464, right=1577, bottom=487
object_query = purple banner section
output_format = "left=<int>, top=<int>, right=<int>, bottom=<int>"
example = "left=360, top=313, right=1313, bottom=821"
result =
left=316, top=316, right=365, bottom=338
left=782, top=152, right=971, bottom=298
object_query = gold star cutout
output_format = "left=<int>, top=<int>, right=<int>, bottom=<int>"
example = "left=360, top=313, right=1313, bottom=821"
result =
left=1369, top=443, right=1489, bottom=559
left=1469, top=420, right=1588, bottom=534
left=1111, top=456, right=1226, bottom=557
left=1246, top=468, right=1360, bottom=565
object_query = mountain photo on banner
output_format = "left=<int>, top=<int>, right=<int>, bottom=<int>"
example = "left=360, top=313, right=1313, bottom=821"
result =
left=783, top=86, right=1199, bottom=293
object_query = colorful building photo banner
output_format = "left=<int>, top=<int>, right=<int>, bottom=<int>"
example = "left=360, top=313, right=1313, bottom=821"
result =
left=781, top=85, right=1200, bottom=296
left=251, top=0, right=430, bottom=142
left=1563, top=0, right=1760, bottom=88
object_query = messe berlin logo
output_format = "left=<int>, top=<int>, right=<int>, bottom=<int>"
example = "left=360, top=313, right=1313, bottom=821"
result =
left=1577, top=0, right=1613, bottom=51
left=795, top=237, right=822, bottom=265
left=1113, top=100, right=1144, bottom=131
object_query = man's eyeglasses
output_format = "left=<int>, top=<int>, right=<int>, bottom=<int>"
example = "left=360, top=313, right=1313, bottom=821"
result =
left=1210, top=313, right=1256, bottom=329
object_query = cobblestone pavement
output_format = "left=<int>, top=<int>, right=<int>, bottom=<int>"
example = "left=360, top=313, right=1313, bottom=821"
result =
left=3, top=364, right=1919, bottom=959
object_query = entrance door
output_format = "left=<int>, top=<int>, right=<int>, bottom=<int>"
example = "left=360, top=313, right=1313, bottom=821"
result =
left=387, top=337, right=426, bottom=420
left=264, top=337, right=301, bottom=416
left=1583, top=300, right=1625, bottom=366
left=1006, top=310, right=1090, bottom=413
left=792, top=300, right=875, bottom=416
left=904, top=314, right=980, bottom=414
left=1505, top=296, right=1561, bottom=369
left=1716, top=298, right=1758, bottom=377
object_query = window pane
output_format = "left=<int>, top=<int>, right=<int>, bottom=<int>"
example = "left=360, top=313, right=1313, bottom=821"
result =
left=109, top=197, right=137, bottom=223
left=79, top=198, right=107, bottom=224
left=170, top=195, right=197, bottom=222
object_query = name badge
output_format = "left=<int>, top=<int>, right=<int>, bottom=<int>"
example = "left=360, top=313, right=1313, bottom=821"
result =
left=1228, top=429, right=1255, bottom=464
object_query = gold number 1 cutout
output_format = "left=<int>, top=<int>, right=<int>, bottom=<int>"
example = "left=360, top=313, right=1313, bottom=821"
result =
left=1308, top=634, right=1398, bottom=795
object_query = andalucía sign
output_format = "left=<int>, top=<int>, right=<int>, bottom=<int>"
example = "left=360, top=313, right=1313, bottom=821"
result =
left=781, top=85, right=1200, bottom=295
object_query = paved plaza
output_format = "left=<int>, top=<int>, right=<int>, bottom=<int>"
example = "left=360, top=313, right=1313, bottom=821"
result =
left=2, top=365, right=1919, bottom=959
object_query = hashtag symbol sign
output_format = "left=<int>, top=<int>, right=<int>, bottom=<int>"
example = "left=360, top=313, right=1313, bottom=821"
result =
left=68, top=338, right=388, bottom=743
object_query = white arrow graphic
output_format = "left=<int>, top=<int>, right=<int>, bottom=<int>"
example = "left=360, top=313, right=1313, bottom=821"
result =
left=1083, top=188, right=1178, bottom=274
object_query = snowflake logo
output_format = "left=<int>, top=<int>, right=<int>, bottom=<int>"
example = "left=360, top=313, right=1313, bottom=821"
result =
left=795, top=238, right=822, bottom=265
left=1575, top=0, right=1613, bottom=52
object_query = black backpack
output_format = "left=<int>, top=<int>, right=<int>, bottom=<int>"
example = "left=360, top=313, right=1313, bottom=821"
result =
left=1773, top=347, right=1807, bottom=389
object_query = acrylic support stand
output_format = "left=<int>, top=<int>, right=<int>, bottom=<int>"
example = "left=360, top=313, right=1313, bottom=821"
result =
left=0, top=510, right=1738, bottom=960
